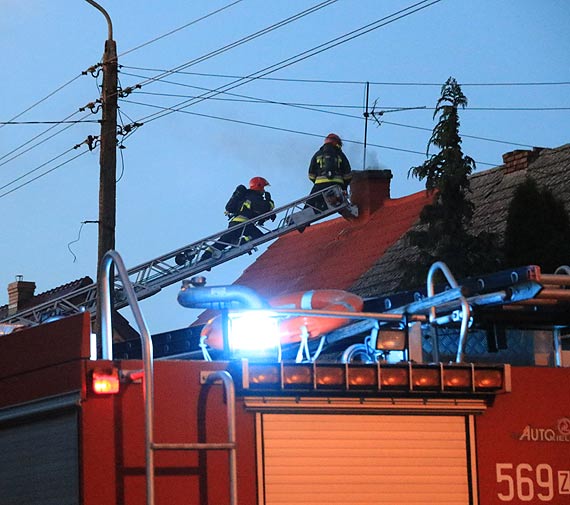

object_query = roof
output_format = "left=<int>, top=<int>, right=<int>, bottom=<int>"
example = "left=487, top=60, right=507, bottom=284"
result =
left=237, top=190, right=433, bottom=299
left=0, top=276, right=139, bottom=341
left=354, top=143, right=570, bottom=297
left=216, top=143, right=570, bottom=306
left=0, top=277, right=93, bottom=321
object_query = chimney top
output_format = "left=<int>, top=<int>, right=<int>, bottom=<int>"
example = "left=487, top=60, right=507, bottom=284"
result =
left=350, top=169, right=392, bottom=218
left=502, top=147, right=543, bottom=173
left=7, top=278, right=36, bottom=316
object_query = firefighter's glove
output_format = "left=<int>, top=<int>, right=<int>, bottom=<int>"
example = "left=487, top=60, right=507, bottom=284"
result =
left=270, top=213, right=276, bottom=222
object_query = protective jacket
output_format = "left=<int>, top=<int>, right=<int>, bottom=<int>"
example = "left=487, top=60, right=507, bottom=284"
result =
left=308, top=143, right=352, bottom=189
left=228, top=188, right=275, bottom=224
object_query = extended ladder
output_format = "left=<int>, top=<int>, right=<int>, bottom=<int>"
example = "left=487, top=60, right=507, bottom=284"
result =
left=2, top=186, right=356, bottom=326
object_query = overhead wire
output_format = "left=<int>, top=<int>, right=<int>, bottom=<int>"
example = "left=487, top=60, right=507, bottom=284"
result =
left=121, top=97, right=498, bottom=167
left=0, top=120, right=99, bottom=125
left=0, top=148, right=90, bottom=200
left=0, top=0, right=338, bottom=186
left=0, top=111, right=93, bottom=168
left=119, top=0, right=245, bottom=58
left=120, top=72, right=535, bottom=149
left=128, top=0, right=339, bottom=91
left=119, top=67, right=570, bottom=87
left=0, top=1, right=247, bottom=182
left=376, top=119, right=533, bottom=148
left=133, top=0, right=443, bottom=126
left=0, top=74, right=84, bottom=131
left=1, top=1, right=245, bottom=133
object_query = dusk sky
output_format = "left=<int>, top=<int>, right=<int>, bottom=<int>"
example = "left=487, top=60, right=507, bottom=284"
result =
left=1, top=1, right=569, bottom=333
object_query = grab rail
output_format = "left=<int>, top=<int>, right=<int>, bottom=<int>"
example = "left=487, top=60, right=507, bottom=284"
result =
left=426, top=261, right=471, bottom=363
left=98, top=250, right=237, bottom=505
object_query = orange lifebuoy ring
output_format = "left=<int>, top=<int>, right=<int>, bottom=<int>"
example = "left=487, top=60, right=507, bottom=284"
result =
left=200, top=289, right=363, bottom=350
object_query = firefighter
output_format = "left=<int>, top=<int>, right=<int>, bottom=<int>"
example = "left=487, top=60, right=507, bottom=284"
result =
left=307, top=133, right=352, bottom=211
left=197, top=176, right=275, bottom=263
left=290, top=133, right=352, bottom=233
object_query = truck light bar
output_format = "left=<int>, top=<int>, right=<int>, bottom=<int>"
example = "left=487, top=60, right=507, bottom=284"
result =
left=237, top=361, right=510, bottom=395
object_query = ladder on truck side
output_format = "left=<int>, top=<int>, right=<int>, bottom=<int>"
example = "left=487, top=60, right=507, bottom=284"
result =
left=2, top=186, right=356, bottom=326
left=98, top=250, right=238, bottom=505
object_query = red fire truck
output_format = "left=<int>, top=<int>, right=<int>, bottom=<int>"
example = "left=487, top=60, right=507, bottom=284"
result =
left=1, top=253, right=569, bottom=505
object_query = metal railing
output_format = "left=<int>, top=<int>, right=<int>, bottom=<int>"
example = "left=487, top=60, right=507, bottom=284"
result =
left=98, top=250, right=237, bottom=505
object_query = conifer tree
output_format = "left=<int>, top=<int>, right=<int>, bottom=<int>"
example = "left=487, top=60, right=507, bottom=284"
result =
left=400, top=77, right=500, bottom=287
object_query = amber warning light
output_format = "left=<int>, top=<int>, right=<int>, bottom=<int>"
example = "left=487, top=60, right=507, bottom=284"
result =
left=91, top=368, right=120, bottom=394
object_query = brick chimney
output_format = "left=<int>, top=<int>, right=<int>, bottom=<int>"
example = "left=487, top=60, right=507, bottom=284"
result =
left=502, top=147, right=543, bottom=174
left=7, top=276, right=36, bottom=315
left=350, top=169, right=392, bottom=217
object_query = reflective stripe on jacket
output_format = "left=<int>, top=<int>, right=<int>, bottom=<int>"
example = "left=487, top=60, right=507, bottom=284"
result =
left=308, top=143, right=352, bottom=188
left=229, top=189, right=274, bottom=223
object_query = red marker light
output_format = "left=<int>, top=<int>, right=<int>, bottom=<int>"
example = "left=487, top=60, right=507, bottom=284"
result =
left=92, top=368, right=120, bottom=394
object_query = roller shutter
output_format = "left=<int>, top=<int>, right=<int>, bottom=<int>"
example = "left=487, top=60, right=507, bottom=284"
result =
left=0, top=396, right=80, bottom=505
left=258, top=413, right=473, bottom=505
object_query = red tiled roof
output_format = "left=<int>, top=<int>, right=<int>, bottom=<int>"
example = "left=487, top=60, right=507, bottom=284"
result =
left=237, top=190, right=432, bottom=299
left=192, top=185, right=431, bottom=326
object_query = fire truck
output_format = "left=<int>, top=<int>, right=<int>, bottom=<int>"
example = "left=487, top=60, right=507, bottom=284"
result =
left=1, top=250, right=569, bottom=505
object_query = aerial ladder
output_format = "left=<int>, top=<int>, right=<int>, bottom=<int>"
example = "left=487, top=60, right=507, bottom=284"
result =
left=2, top=186, right=357, bottom=327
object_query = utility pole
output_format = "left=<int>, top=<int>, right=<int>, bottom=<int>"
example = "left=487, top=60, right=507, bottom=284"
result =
left=86, top=0, right=118, bottom=278
left=85, top=0, right=118, bottom=337
left=363, top=81, right=369, bottom=170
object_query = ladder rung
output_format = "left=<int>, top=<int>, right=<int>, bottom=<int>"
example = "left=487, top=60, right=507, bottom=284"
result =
left=152, top=442, right=235, bottom=451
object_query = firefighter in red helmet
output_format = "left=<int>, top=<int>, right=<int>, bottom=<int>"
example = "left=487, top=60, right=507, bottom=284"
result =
left=174, top=177, right=275, bottom=265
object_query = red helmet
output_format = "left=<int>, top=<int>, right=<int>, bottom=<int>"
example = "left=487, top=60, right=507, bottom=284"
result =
left=249, top=176, right=270, bottom=191
left=324, top=133, right=342, bottom=147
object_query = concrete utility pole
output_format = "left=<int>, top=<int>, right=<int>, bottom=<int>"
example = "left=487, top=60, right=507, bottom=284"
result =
left=85, top=0, right=118, bottom=280
left=86, top=0, right=118, bottom=337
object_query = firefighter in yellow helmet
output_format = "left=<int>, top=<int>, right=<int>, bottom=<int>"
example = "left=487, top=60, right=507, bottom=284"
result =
left=191, top=177, right=275, bottom=264
left=307, top=133, right=352, bottom=211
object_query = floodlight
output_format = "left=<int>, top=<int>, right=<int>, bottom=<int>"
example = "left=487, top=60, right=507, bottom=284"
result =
left=376, top=329, right=407, bottom=350
left=228, top=310, right=281, bottom=358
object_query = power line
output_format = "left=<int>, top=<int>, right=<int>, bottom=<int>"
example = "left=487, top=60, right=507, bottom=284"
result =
left=0, top=2, right=249, bottom=180
left=0, top=149, right=90, bottom=200
left=0, top=120, right=99, bottom=125
left=127, top=88, right=364, bottom=109
left=122, top=96, right=498, bottom=167
left=135, top=0, right=443, bottom=126
left=0, top=74, right=84, bottom=131
left=119, top=0, right=245, bottom=58
left=0, top=111, right=92, bottom=168
left=441, top=106, right=570, bottom=111
left=129, top=0, right=339, bottom=91
left=120, top=66, right=570, bottom=87
left=128, top=88, right=570, bottom=115
left=120, top=73, right=536, bottom=149
left=377, top=119, right=534, bottom=148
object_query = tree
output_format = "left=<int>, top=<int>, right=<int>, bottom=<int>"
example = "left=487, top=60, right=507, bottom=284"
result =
left=400, top=77, right=501, bottom=287
left=504, top=178, right=570, bottom=273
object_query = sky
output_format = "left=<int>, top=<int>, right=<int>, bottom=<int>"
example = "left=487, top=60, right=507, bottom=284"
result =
left=1, top=0, right=569, bottom=335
